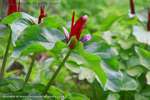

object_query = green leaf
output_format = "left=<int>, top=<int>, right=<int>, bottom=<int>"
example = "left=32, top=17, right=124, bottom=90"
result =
left=100, top=14, right=120, bottom=31
left=85, top=36, right=120, bottom=70
left=48, top=86, right=64, bottom=96
left=1, top=12, right=22, bottom=24
left=134, top=94, right=149, bottom=100
left=137, top=10, right=147, bottom=23
left=66, top=61, right=95, bottom=83
left=43, top=16, right=64, bottom=28
left=0, top=78, right=9, bottom=86
left=1, top=12, right=37, bottom=45
left=104, top=57, right=119, bottom=70
left=127, top=66, right=144, bottom=77
left=106, top=93, right=120, bottom=100
left=0, top=78, right=24, bottom=92
left=146, top=71, right=150, bottom=85
left=0, top=25, right=11, bottom=56
left=65, top=92, right=90, bottom=100
left=103, top=62, right=138, bottom=92
left=7, top=79, right=24, bottom=92
left=74, top=43, right=107, bottom=87
left=140, top=86, right=150, bottom=97
left=127, top=56, right=140, bottom=67
left=133, top=26, right=150, bottom=45
left=15, top=25, right=46, bottom=47
left=50, top=41, right=67, bottom=57
left=135, top=47, right=150, bottom=70
left=19, top=42, right=47, bottom=56
left=13, top=25, right=48, bottom=56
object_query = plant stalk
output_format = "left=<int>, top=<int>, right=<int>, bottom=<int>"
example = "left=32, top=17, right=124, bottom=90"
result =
left=23, top=55, right=35, bottom=86
left=0, top=31, right=12, bottom=78
left=43, top=49, right=72, bottom=95
left=129, top=0, right=135, bottom=15
left=147, top=9, right=150, bottom=31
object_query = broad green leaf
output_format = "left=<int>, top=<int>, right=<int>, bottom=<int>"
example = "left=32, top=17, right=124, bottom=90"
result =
left=100, top=14, right=120, bottom=31
left=42, top=28, right=64, bottom=49
left=127, top=66, right=144, bottom=77
left=106, top=93, right=120, bottom=100
left=66, top=61, right=95, bottom=83
left=0, top=78, right=24, bottom=92
left=0, top=25, right=11, bottom=56
left=146, top=71, right=150, bottom=85
left=43, top=16, right=65, bottom=28
left=13, top=25, right=48, bottom=56
left=0, top=78, right=9, bottom=86
left=102, top=31, right=113, bottom=45
left=137, top=9, right=148, bottom=23
left=1, top=12, right=37, bottom=25
left=1, top=12, right=37, bottom=45
left=103, top=62, right=138, bottom=92
left=135, top=47, right=150, bottom=70
left=118, top=37, right=136, bottom=49
left=140, top=86, right=150, bottom=97
left=7, top=79, right=24, bottom=92
left=85, top=35, right=119, bottom=70
left=110, top=21, right=131, bottom=40
left=67, top=53, right=87, bottom=65
left=133, top=26, right=150, bottom=45
left=48, top=86, right=64, bottom=96
left=102, top=30, right=136, bottom=50
left=65, top=92, right=90, bottom=100
left=1, top=12, right=22, bottom=24
left=78, top=67, right=96, bottom=83
left=0, top=79, right=10, bottom=92
left=65, top=62, right=80, bottom=73
left=74, top=43, right=107, bottom=87
left=19, top=42, right=48, bottom=56
left=127, top=56, right=140, bottom=67
left=134, top=94, right=149, bottom=100
left=104, top=57, right=119, bottom=70
left=51, top=41, right=67, bottom=57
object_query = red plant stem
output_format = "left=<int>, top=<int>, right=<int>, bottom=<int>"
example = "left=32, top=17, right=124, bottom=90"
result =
left=147, top=10, right=150, bottom=31
left=129, top=0, right=135, bottom=15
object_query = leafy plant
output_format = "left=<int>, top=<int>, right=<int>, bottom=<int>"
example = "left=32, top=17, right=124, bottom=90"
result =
left=0, top=0, right=150, bottom=100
